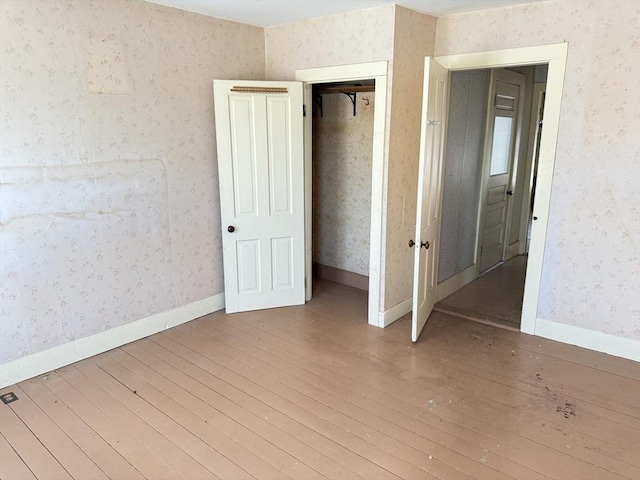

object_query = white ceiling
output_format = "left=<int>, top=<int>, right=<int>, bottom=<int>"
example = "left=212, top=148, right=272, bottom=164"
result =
left=145, top=0, right=544, bottom=27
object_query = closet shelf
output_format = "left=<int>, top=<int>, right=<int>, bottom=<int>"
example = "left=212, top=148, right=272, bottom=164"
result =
left=314, top=82, right=375, bottom=117
left=315, top=85, right=375, bottom=94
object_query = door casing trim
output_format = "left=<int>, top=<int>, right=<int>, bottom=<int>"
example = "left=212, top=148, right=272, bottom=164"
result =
left=295, top=61, right=388, bottom=327
left=435, top=43, right=568, bottom=335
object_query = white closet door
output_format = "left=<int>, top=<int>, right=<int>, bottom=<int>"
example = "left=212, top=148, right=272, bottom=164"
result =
left=213, top=81, right=305, bottom=313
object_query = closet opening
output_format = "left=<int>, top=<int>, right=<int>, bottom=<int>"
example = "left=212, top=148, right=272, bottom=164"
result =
left=310, top=80, right=376, bottom=302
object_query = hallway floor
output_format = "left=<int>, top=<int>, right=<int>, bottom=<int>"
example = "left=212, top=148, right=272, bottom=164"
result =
left=436, top=256, right=527, bottom=330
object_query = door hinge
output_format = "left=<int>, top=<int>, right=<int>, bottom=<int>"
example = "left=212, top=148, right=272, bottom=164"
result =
left=304, top=276, right=307, bottom=287
left=303, top=104, right=306, bottom=117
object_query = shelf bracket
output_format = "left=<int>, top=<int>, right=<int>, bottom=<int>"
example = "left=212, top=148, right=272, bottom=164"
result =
left=342, top=92, right=357, bottom=116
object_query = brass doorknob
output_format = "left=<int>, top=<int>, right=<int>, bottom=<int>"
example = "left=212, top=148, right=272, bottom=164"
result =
left=421, top=241, right=430, bottom=249
left=408, top=239, right=415, bottom=248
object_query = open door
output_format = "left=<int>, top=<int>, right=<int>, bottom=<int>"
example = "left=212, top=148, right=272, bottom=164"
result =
left=213, top=80, right=305, bottom=313
left=478, top=69, right=524, bottom=272
left=411, top=58, right=449, bottom=342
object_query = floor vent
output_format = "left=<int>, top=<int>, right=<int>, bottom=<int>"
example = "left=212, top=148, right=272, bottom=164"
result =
left=1, top=392, right=18, bottom=404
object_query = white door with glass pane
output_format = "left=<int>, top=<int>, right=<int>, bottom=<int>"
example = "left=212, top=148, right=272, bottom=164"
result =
left=213, top=80, right=305, bottom=313
left=479, top=70, right=524, bottom=273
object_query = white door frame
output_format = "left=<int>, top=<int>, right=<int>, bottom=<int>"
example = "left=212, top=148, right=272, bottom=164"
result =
left=295, top=61, right=388, bottom=327
left=436, top=43, right=568, bottom=335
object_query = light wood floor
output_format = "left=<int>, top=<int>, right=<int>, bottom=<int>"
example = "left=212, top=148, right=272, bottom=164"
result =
left=436, top=256, right=528, bottom=330
left=2, top=280, right=639, bottom=480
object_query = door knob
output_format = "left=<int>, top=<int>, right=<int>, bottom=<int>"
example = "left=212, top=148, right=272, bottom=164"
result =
left=227, top=226, right=235, bottom=233
left=410, top=239, right=430, bottom=249
left=506, top=190, right=513, bottom=196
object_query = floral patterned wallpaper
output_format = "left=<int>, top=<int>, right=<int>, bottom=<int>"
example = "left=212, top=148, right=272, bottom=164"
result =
left=264, top=5, right=395, bottom=82
left=3, top=0, right=636, bottom=367
left=312, top=91, right=375, bottom=276
left=436, top=0, right=640, bottom=339
left=0, top=0, right=264, bottom=364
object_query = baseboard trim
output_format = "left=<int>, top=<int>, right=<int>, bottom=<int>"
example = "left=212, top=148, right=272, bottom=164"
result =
left=379, top=297, right=412, bottom=327
left=314, top=263, right=369, bottom=291
left=506, top=242, right=520, bottom=260
left=0, top=293, right=225, bottom=389
left=436, top=264, right=477, bottom=302
left=535, top=318, right=640, bottom=362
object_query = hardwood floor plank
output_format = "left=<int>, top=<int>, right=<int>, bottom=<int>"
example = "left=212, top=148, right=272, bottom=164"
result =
left=421, top=314, right=640, bottom=414
left=75, top=361, right=243, bottom=480
left=80, top=357, right=274, bottom=480
left=186, top=321, right=509, bottom=480
left=277, top=306, right=640, bottom=474
left=57, top=363, right=217, bottom=480
left=101, top=348, right=339, bottom=480
left=18, top=376, right=145, bottom=480
left=122, top=340, right=366, bottom=480
left=190, top=315, right=548, bottom=480
left=41, top=369, right=175, bottom=480
left=391, top=314, right=640, bottom=447
left=0, top=393, right=72, bottom=480
left=169, top=325, right=468, bottom=480
left=0, top=280, right=637, bottom=480
left=0, top=434, right=37, bottom=480
left=98, top=350, right=318, bottom=480
left=273, top=298, right=640, bottom=441
left=159, top=327, right=419, bottom=480
left=7, top=384, right=109, bottom=480
left=209, top=308, right=633, bottom=478
left=145, top=336, right=402, bottom=480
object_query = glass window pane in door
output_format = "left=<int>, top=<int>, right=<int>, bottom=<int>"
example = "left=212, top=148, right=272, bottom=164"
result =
left=490, top=116, right=513, bottom=176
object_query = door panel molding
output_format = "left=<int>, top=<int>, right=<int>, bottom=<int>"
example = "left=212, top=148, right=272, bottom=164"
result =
left=214, top=80, right=305, bottom=313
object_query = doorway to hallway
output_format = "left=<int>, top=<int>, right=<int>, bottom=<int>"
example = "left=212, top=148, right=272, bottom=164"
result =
left=433, top=61, right=549, bottom=332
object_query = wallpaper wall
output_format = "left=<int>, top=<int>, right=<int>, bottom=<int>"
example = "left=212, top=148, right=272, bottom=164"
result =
left=0, top=0, right=264, bottom=364
left=438, top=70, right=490, bottom=282
left=383, top=6, right=437, bottom=310
left=312, top=91, right=375, bottom=276
left=436, top=0, right=640, bottom=339
left=264, top=5, right=396, bottom=81
left=3, top=0, right=637, bottom=368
